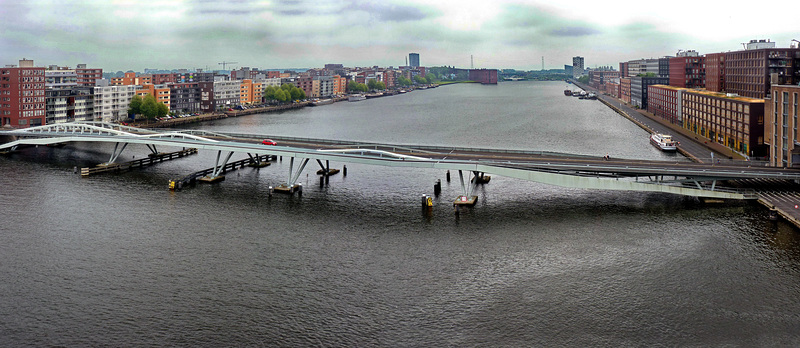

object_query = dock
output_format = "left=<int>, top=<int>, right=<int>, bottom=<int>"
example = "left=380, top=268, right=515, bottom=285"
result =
left=169, top=154, right=272, bottom=190
left=81, top=148, right=198, bottom=176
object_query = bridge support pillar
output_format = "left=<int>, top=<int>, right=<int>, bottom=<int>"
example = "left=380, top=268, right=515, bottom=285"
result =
left=103, top=142, right=128, bottom=165
left=454, top=170, right=478, bottom=206
left=316, top=159, right=340, bottom=176
left=274, top=157, right=309, bottom=194
left=199, top=150, right=234, bottom=182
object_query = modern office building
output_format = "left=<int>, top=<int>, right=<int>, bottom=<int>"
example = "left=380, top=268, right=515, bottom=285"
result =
left=669, top=55, right=705, bottom=89
left=682, top=89, right=765, bottom=156
left=630, top=76, right=668, bottom=109
left=409, top=53, right=420, bottom=68
left=572, top=56, right=584, bottom=78
left=704, top=53, right=726, bottom=93
left=647, top=85, right=686, bottom=125
left=723, top=40, right=799, bottom=99
left=765, top=85, right=800, bottom=166
left=0, top=59, right=46, bottom=128
left=169, top=82, right=202, bottom=114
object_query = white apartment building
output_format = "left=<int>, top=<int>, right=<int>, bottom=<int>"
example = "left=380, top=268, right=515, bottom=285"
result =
left=93, top=84, right=136, bottom=122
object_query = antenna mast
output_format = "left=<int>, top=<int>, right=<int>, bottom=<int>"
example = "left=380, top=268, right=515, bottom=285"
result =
left=471, top=55, right=474, bottom=69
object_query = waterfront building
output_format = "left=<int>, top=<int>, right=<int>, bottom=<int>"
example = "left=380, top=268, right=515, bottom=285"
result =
left=296, top=75, right=313, bottom=98
left=588, top=70, right=619, bottom=90
left=333, top=75, right=347, bottom=96
left=630, top=76, right=669, bottom=109
left=76, top=64, right=103, bottom=87
left=45, top=87, right=94, bottom=124
left=409, top=53, right=420, bottom=68
left=705, top=53, right=726, bottom=93
left=0, top=59, right=46, bottom=128
left=45, top=67, right=77, bottom=89
left=669, top=54, right=705, bottom=89
left=212, top=78, right=241, bottom=110
left=723, top=39, right=799, bottom=99
left=260, top=78, right=281, bottom=88
left=619, top=62, right=628, bottom=78
left=468, top=69, right=498, bottom=84
left=111, top=72, right=151, bottom=86
left=682, top=89, right=765, bottom=156
left=169, top=82, right=201, bottom=114
left=198, top=81, right=214, bottom=113
left=620, top=78, right=631, bottom=104
left=239, top=79, right=263, bottom=105
left=93, top=83, right=136, bottom=122
left=572, top=56, right=584, bottom=78
left=605, top=79, right=621, bottom=98
left=315, top=76, right=335, bottom=98
left=135, top=84, right=171, bottom=110
left=658, top=57, right=671, bottom=78
left=151, top=73, right=176, bottom=85
left=765, top=85, right=800, bottom=167
left=647, top=85, right=686, bottom=125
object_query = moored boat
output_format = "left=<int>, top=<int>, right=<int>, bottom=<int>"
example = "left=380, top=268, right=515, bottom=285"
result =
left=564, top=89, right=572, bottom=96
left=311, top=99, right=334, bottom=106
left=348, top=94, right=366, bottom=102
left=650, top=133, right=678, bottom=151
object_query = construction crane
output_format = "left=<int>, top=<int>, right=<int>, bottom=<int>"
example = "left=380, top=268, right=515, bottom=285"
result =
left=218, top=61, right=238, bottom=70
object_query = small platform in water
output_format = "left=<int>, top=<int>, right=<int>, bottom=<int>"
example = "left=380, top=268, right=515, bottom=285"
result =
left=317, top=168, right=340, bottom=176
left=273, top=184, right=302, bottom=194
left=198, top=175, right=225, bottom=183
left=454, top=195, right=478, bottom=206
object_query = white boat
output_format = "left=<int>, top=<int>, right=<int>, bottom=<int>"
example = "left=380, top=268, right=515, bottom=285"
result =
left=348, top=94, right=366, bottom=102
left=311, top=99, right=333, bottom=106
left=650, top=133, right=678, bottom=151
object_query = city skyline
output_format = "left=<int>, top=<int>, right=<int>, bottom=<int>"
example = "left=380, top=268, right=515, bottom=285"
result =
left=2, top=0, right=798, bottom=71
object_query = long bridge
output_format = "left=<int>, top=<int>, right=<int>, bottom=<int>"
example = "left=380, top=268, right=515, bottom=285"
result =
left=2, top=122, right=800, bottom=202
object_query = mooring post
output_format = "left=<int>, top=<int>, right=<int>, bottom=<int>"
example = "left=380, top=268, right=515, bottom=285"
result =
left=446, top=170, right=450, bottom=182
left=343, top=165, right=347, bottom=176
left=434, top=179, right=441, bottom=196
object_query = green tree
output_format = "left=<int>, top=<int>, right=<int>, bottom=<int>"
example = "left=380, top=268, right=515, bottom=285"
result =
left=128, top=95, right=143, bottom=117
left=140, top=95, right=159, bottom=121
left=156, top=102, right=169, bottom=118
left=414, top=75, right=427, bottom=84
left=274, top=88, right=288, bottom=102
left=397, top=77, right=412, bottom=87
left=577, top=75, right=590, bottom=84
left=290, top=86, right=305, bottom=101
left=347, top=81, right=368, bottom=93
left=263, top=86, right=278, bottom=102
left=425, top=73, right=436, bottom=84
left=366, top=80, right=386, bottom=91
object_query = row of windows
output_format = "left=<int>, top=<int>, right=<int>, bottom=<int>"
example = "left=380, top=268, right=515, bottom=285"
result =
left=21, top=110, right=45, bottom=117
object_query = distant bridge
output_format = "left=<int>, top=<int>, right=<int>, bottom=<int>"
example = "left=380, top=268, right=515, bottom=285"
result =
left=3, top=122, right=800, bottom=201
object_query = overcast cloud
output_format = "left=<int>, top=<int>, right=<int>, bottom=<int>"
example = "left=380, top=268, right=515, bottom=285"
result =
left=1, top=0, right=797, bottom=71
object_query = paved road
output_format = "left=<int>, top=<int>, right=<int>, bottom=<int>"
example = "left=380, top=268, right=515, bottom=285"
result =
left=574, top=82, right=751, bottom=165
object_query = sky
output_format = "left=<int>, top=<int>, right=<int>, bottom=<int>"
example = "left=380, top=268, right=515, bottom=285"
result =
left=1, top=0, right=798, bottom=72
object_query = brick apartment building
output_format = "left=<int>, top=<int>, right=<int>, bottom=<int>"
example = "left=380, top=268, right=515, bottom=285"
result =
left=765, top=85, right=800, bottom=167
left=1, top=59, right=46, bottom=128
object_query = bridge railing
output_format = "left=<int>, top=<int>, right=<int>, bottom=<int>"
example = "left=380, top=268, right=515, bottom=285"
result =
left=185, top=130, right=607, bottom=159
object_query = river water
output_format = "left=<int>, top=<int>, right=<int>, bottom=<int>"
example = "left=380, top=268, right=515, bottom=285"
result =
left=2, top=81, right=799, bottom=346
